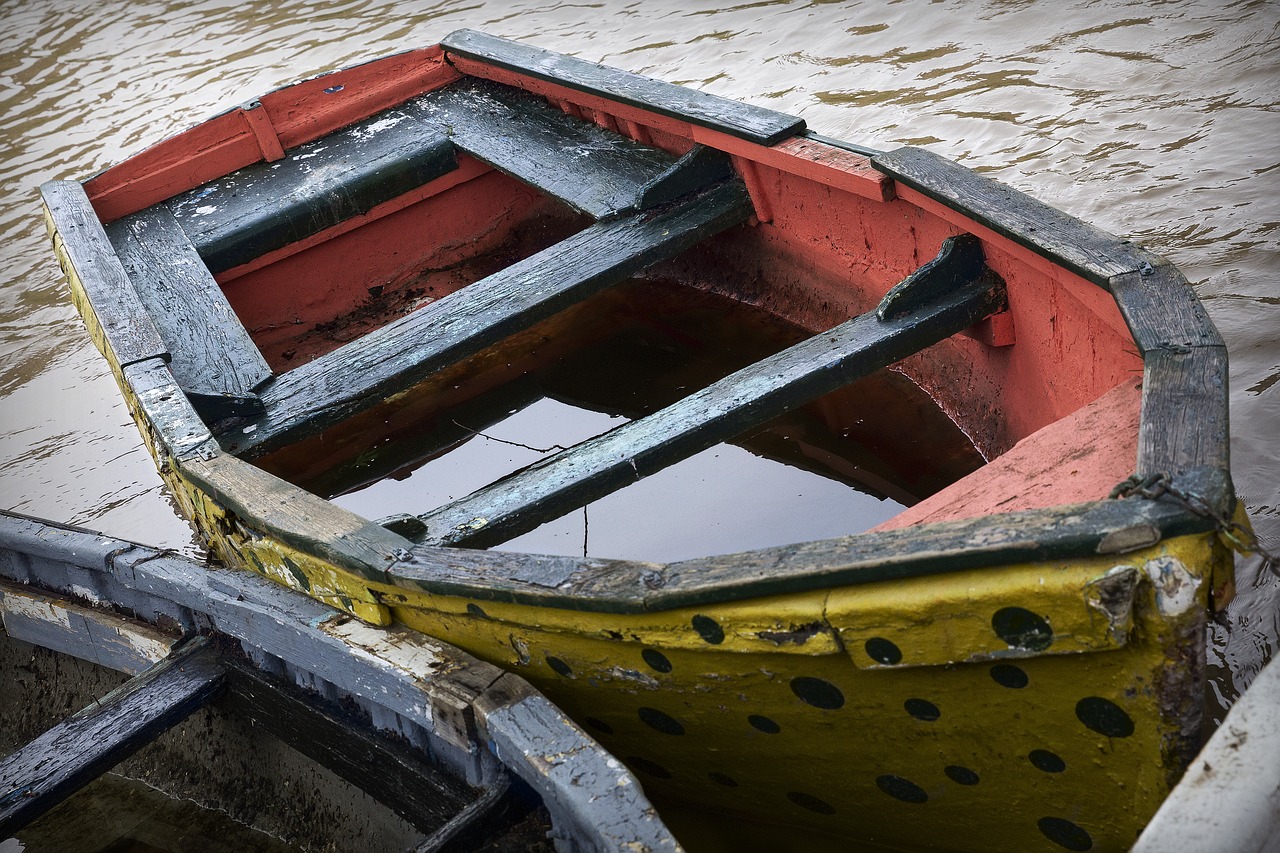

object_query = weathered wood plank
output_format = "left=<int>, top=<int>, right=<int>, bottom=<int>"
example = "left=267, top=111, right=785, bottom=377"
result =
left=872, top=146, right=1149, bottom=286
left=121, top=357, right=219, bottom=463
left=0, top=581, right=176, bottom=675
left=475, top=674, right=680, bottom=852
left=0, top=637, right=225, bottom=833
left=413, top=238, right=1006, bottom=548
left=1109, top=265, right=1225, bottom=354
left=40, top=180, right=168, bottom=369
left=407, top=78, right=676, bottom=218
left=170, top=108, right=456, bottom=273
left=1138, top=345, right=1230, bottom=477
left=177, top=452, right=408, bottom=586
left=442, top=29, right=806, bottom=146
left=637, top=144, right=734, bottom=209
left=222, top=660, right=477, bottom=834
left=108, top=207, right=272, bottom=420
left=219, top=179, right=751, bottom=458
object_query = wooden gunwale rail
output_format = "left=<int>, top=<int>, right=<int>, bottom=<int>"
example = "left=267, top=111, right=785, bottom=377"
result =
left=0, top=512, right=679, bottom=850
left=39, top=29, right=1233, bottom=619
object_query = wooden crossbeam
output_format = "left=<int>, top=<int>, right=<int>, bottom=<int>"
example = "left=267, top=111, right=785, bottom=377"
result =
left=169, top=109, right=457, bottom=274
left=108, top=207, right=273, bottom=422
left=219, top=180, right=752, bottom=458
left=0, top=637, right=225, bottom=834
left=407, top=78, right=679, bottom=218
left=412, top=236, right=1006, bottom=549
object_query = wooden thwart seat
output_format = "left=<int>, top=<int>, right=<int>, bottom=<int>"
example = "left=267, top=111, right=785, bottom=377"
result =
left=168, top=108, right=458, bottom=274
left=0, top=638, right=225, bottom=833
left=108, top=207, right=273, bottom=421
left=219, top=179, right=754, bottom=458
left=407, top=78, right=687, bottom=219
left=410, top=236, right=1007, bottom=549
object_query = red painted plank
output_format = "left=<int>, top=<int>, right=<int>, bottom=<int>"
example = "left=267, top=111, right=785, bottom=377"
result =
left=85, top=47, right=459, bottom=223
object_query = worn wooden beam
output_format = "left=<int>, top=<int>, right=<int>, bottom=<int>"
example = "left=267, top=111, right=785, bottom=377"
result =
left=442, top=29, right=805, bottom=146
left=0, top=637, right=225, bottom=834
left=1138, top=346, right=1230, bottom=478
left=107, top=207, right=272, bottom=422
left=219, top=179, right=751, bottom=458
left=407, top=78, right=676, bottom=219
left=872, top=146, right=1149, bottom=287
left=41, top=180, right=169, bottom=370
left=474, top=674, right=680, bottom=852
left=169, top=107, right=456, bottom=274
left=1108, top=265, right=1224, bottom=355
left=412, top=236, right=1006, bottom=548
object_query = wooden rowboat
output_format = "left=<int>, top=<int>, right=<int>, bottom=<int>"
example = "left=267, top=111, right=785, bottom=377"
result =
left=42, top=30, right=1238, bottom=852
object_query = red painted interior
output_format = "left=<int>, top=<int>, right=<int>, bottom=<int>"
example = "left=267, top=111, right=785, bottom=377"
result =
left=91, top=46, right=1147, bottom=525
left=215, top=156, right=495, bottom=284
left=85, top=47, right=459, bottom=223
left=221, top=165, right=580, bottom=368
left=872, top=378, right=1142, bottom=530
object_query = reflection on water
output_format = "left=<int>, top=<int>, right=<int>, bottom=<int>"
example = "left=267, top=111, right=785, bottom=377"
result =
left=318, top=281, right=979, bottom=561
left=0, top=0, right=1274, bottom=712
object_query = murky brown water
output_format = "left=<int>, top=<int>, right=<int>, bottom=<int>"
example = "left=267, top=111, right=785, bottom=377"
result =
left=0, top=0, right=1275, bottom=746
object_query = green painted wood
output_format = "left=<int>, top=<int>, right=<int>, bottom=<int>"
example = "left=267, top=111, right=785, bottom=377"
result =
left=407, top=78, right=676, bottom=218
left=872, top=146, right=1149, bottom=287
left=39, top=181, right=169, bottom=368
left=170, top=108, right=456, bottom=273
left=108, top=207, right=271, bottom=421
left=0, top=637, right=225, bottom=834
left=442, top=29, right=806, bottom=146
left=219, top=180, right=752, bottom=459
left=412, top=237, right=1006, bottom=549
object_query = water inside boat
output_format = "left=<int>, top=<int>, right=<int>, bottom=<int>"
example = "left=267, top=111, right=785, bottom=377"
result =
left=262, top=278, right=985, bottom=561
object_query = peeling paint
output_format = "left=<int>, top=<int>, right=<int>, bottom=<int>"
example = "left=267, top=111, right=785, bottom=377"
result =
left=1085, top=566, right=1138, bottom=645
left=604, top=667, right=660, bottom=688
left=1144, top=556, right=1201, bottom=616
left=322, top=618, right=445, bottom=678
left=756, top=621, right=824, bottom=646
left=3, top=593, right=73, bottom=629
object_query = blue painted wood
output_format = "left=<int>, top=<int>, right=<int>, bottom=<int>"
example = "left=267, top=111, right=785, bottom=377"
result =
left=0, top=638, right=225, bottom=834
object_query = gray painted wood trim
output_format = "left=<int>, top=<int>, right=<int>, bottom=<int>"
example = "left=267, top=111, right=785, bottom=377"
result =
left=0, top=511, right=680, bottom=851
left=40, top=180, right=169, bottom=368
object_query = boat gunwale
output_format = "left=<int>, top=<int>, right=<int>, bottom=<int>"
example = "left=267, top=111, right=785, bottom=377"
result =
left=0, top=510, right=679, bottom=850
left=43, top=32, right=1233, bottom=616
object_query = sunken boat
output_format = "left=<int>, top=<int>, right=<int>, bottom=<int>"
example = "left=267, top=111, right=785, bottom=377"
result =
left=41, top=30, right=1240, bottom=852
